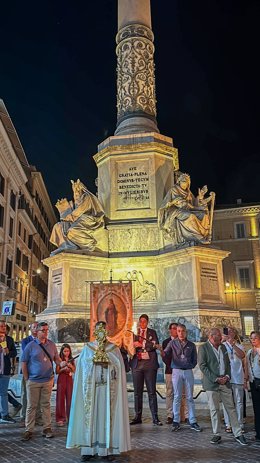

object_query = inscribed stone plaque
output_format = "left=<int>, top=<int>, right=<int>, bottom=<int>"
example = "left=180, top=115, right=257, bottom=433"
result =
left=200, top=263, right=219, bottom=300
left=117, top=159, right=150, bottom=210
left=50, top=269, right=62, bottom=306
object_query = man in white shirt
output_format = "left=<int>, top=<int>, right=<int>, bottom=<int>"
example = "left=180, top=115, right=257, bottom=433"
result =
left=222, top=327, right=245, bottom=432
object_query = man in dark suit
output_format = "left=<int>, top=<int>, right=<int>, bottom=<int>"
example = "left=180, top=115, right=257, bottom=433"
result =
left=21, top=322, right=38, bottom=351
left=130, top=314, right=162, bottom=426
left=198, top=328, right=248, bottom=446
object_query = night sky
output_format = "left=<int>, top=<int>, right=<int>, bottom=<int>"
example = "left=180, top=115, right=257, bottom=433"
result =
left=1, top=0, right=259, bottom=207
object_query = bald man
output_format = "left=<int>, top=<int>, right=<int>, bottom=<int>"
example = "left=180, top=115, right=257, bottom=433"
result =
left=198, top=328, right=247, bottom=446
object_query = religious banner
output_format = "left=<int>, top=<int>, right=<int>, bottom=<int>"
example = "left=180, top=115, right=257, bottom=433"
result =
left=90, top=281, right=134, bottom=354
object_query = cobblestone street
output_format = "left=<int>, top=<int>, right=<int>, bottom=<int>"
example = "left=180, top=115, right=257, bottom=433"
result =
left=1, top=401, right=259, bottom=463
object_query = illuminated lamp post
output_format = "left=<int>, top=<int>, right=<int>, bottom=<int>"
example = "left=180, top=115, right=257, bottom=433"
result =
left=225, top=280, right=238, bottom=309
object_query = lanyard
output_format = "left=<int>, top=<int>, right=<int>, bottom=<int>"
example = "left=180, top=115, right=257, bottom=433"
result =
left=178, top=339, right=187, bottom=359
left=226, top=342, right=234, bottom=360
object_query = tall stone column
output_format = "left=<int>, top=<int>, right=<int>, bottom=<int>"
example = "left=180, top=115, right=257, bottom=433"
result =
left=115, top=0, right=159, bottom=135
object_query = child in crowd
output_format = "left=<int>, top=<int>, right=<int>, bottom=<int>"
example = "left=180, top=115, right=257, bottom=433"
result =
left=56, top=343, right=76, bottom=426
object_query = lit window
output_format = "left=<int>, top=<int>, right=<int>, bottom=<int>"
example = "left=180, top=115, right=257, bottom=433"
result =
left=244, top=316, right=254, bottom=336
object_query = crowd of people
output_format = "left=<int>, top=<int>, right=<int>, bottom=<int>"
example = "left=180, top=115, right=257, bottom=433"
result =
left=0, top=316, right=260, bottom=461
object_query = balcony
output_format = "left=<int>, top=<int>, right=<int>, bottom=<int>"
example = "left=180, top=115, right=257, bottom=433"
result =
left=18, top=196, right=37, bottom=234
left=0, top=272, right=7, bottom=285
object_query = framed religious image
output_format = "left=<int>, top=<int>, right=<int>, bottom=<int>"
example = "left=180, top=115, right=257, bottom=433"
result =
left=90, top=281, right=134, bottom=353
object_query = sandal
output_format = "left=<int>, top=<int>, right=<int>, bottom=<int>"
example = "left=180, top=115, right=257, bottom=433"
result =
left=225, top=426, right=232, bottom=433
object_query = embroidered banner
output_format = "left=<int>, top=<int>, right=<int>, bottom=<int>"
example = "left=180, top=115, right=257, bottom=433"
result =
left=90, top=282, right=134, bottom=354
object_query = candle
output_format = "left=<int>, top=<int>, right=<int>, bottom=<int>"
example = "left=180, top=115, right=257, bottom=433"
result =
left=132, top=321, right=137, bottom=335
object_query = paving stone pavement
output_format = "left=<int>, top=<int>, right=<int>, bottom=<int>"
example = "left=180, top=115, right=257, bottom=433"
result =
left=1, top=403, right=259, bottom=463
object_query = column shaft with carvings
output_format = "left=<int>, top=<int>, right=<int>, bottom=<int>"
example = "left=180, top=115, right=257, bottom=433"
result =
left=115, top=0, right=159, bottom=135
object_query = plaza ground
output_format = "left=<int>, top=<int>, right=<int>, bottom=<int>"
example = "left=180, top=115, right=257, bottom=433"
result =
left=0, top=396, right=259, bottom=463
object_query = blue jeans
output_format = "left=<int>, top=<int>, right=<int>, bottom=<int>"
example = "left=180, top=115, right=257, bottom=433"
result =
left=172, top=369, right=196, bottom=424
left=0, top=375, right=10, bottom=417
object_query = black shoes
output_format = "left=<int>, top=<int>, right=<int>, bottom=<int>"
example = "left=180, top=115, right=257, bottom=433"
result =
left=172, top=422, right=181, bottom=432
left=130, top=417, right=142, bottom=425
left=210, top=435, right=221, bottom=444
left=153, top=418, right=163, bottom=426
left=0, top=414, right=16, bottom=424
left=190, top=422, right=202, bottom=432
left=235, top=435, right=248, bottom=446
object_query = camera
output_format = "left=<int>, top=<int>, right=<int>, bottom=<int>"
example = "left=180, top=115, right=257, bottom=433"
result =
left=223, top=327, right=229, bottom=336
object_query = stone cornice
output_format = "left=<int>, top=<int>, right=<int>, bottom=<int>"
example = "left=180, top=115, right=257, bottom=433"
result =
left=0, top=127, right=27, bottom=187
left=31, top=171, right=57, bottom=224
left=43, top=252, right=109, bottom=269
left=214, top=205, right=260, bottom=218
left=94, top=141, right=179, bottom=167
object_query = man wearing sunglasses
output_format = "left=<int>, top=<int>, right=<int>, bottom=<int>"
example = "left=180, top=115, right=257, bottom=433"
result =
left=21, top=321, right=66, bottom=441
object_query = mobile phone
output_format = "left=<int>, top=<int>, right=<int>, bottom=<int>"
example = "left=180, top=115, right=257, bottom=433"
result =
left=223, top=327, right=228, bottom=336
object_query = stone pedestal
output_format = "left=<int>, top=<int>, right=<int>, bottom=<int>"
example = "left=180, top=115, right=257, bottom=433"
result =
left=41, top=243, right=240, bottom=343
left=94, top=132, right=179, bottom=221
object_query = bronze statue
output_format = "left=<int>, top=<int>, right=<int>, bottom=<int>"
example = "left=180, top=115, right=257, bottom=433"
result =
left=50, top=179, right=105, bottom=254
left=158, top=173, right=215, bottom=246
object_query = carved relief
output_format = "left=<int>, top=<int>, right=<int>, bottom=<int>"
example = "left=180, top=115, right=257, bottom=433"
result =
left=116, top=24, right=156, bottom=120
left=126, top=270, right=157, bottom=302
left=69, top=268, right=101, bottom=303
left=108, top=227, right=159, bottom=252
left=199, top=315, right=242, bottom=340
left=165, top=264, right=194, bottom=301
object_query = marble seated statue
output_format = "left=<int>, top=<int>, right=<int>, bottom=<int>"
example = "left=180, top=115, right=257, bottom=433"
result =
left=50, top=179, right=105, bottom=255
left=158, top=173, right=215, bottom=247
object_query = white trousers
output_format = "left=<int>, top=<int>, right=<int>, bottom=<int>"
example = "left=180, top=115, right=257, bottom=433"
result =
left=206, top=385, right=242, bottom=437
left=223, top=383, right=244, bottom=427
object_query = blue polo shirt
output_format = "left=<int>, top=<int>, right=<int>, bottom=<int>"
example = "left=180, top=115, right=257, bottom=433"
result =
left=21, top=339, right=59, bottom=383
left=164, top=338, right=197, bottom=370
